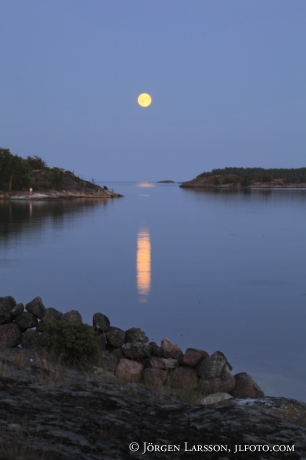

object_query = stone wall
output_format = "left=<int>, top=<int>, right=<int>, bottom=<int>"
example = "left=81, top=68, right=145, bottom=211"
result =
left=0, top=296, right=264, bottom=399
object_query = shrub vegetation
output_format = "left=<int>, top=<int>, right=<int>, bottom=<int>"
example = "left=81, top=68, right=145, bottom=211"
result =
left=43, top=320, right=100, bottom=367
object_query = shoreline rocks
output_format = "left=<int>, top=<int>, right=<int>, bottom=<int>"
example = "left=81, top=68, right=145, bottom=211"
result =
left=0, top=295, right=264, bottom=400
left=1, top=295, right=306, bottom=458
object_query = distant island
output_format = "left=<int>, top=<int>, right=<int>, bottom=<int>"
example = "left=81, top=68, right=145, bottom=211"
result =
left=157, top=180, right=175, bottom=183
left=0, top=148, right=122, bottom=199
left=180, top=167, right=306, bottom=188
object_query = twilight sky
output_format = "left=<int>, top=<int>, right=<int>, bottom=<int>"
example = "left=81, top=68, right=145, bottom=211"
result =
left=1, top=1, right=305, bottom=182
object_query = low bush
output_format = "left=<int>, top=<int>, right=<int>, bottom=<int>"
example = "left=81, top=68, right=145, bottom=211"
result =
left=43, top=320, right=99, bottom=367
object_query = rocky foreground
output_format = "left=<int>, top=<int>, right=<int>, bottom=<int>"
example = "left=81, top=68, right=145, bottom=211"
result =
left=0, top=350, right=306, bottom=460
left=1, top=296, right=306, bottom=459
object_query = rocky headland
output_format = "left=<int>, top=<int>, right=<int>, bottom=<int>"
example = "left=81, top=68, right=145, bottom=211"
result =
left=1, top=295, right=306, bottom=459
left=180, top=167, right=306, bottom=189
left=180, top=174, right=306, bottom=189
left=0, top=169, right=123, bottom=200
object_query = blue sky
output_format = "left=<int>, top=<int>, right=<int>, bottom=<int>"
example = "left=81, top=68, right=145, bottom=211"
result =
left=1, top=1, right=305, bottom=181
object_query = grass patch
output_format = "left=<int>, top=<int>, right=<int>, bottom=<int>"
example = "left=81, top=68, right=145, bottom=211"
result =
left=0, top=419, right=58, bottom=460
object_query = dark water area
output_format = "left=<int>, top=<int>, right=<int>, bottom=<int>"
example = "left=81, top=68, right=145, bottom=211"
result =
left=1, top=183, right=306, bottom=401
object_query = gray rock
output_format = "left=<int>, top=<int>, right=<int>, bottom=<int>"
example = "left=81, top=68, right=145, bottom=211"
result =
left=0, top=296, right=17, bottom=310
left=106, top=326, right=125, bottom=348
left=0, top=296, right=16, bottom=324
left=197, top=373, right=236, bottom=395
left=122, top=341, right=150, bottom=359
left=99, top=350, right=118, bottom=373
left=125, top=327, right=149, bottom=343
left=107, top=345, right=125, bottom=360
left=149, top=341, right=163, bottom=357
left=197, top=350, right=227, bottom=379
left=25, top=296, right=46, bottom=319
left=92, top=313, right=110, bottom=332
left=10, top=303, right=25, bottom=317
left=62, top=310, right=82, bottom=323
left=14, top=312, right=38, bottom=330
left=43, top=307, right=63, bottom=323
left=0, top=323, right=22, bottom=347
left=21, top=329, right=44, bottom=349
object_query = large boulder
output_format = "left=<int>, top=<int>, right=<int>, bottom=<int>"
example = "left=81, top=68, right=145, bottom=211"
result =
left=106, top=327, right=125, bottom=348
left=14, top=312, right=38, bottom=331
left=93, top=313, right=110, bottom=332
left=43, top=307, right=63, bottom=323
left=99, top=350, right=118, bottom=374
left=197, top=351, right=228, bottom=379
left=0, top=296, right=16, bottom=310
left=108, top=345, right=125, bottom=360
left=62, top=310, right=82, bottom=323
left=0, top=323, right=22, bottom=347
left=230, top=372, right=264, bottom=398
left=21, top=329, right=44, bottom=349
left=125, top=327, right=149, bottom=343
left=197, top=373, right=236, bottom=395
left=115, top=359, right=143, bottom=383
left=161, top=338, right=183, bottom=360
left=122, top=341, right=150, bottom=360
left=168, top=367, right=199, bottom=390
left=181, top=348, right=208, bottom=367
left=25, top=297, right=46, bottom=319
left=0, top=296, right=17, bottom=324
left=143, top=368, right=167, bottom=387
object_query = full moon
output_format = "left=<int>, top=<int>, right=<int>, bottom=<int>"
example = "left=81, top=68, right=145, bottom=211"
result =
left=137, top=93, right=152, bottom=107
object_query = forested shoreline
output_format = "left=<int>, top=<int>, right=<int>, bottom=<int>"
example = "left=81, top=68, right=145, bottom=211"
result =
left=197, top=167, right=306, bottom=184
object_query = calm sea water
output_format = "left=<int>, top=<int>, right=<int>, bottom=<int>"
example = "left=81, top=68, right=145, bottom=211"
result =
left=1, top=182, right=306, bottom=401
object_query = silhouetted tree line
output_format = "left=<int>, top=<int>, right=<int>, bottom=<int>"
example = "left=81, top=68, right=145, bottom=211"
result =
left=0, top=148, right=64, bottom=192
left=197, top=167, right=306, bottom=184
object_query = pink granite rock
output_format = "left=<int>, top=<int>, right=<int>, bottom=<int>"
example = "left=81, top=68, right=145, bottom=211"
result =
left=115, top=359, right=144, bottom=383
left=161, top=338, right=183, bottom=360
left=230, top=372, right=264, bottom=398
left=181, top=348, right=208, bottom=367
